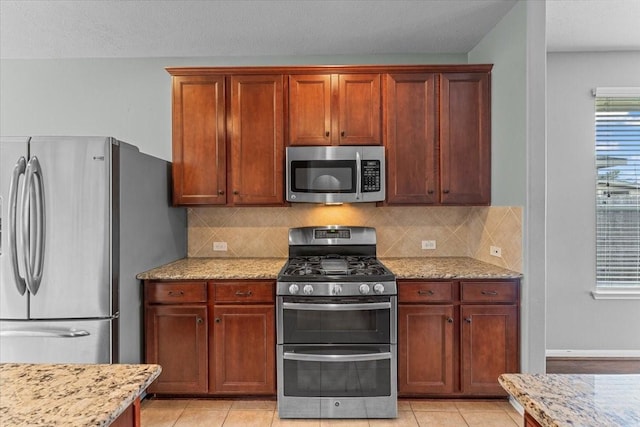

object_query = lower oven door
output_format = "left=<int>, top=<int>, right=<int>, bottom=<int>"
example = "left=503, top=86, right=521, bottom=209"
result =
left=278, top=344, right=397, bottom=418
left=278, top=296, right=396, bottom=345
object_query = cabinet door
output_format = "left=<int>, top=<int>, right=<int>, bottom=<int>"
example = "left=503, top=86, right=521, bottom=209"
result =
left=461, top=305, right=518, bottom=395
left=398, top=305, right=454, bottom=395
left=230, top=75, right=284, bottom=205
left=212, top=305, right=276, bottom=394
left=339, top=74, right=381, bottom=145
left=440, top=73, right=491, bottom=205
left=172, top=75, right=226, bottom=205
left=145, top=305, right=208, bottom=394
left=385, top=73, right=438, bottom=204
left=289, top=74, right=332, bottom=145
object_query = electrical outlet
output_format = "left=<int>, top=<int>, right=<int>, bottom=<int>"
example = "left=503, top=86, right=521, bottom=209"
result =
left=421, top=240, right=436, bottom=250
left=213, top=241, right=228, bottom=251
left=490, top=246, right=502, bottom=257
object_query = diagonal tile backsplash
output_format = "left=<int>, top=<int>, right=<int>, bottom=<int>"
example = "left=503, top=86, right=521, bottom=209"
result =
left=188, top=204, right=522, bottom=272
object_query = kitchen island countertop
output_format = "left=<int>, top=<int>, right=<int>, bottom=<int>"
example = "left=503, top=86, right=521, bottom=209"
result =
left=0, top=363, right=161, bottom=426
left=499, top=373, right=640, bottom=427
left=137, top=256, right=521, bottom=281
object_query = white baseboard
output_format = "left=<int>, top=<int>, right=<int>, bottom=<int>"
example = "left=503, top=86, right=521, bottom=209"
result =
left=546, top=349, right=640, bottom=358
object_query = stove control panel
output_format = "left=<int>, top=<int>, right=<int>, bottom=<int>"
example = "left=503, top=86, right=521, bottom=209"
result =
left=277, top=281, right=397, bottom=296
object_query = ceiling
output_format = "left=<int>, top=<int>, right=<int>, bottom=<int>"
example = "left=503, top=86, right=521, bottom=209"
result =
left=0, top=0, right=638, bottom=59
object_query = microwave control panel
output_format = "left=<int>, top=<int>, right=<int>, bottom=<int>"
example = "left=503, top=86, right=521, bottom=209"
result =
left=361, top=160, right=381, bottom=192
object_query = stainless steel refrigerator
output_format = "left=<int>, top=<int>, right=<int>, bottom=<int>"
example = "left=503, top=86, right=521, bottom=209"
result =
left=0, top=136, right=186, bottom=364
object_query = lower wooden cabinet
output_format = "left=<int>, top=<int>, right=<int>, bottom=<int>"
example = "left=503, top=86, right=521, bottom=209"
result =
left=145, top=304, right=208, bottom=394
left=398, top=279, right=520, bottom=397
left=144, top=280, right=275, bottom=396
left=212, top=305, right=275, bottom=394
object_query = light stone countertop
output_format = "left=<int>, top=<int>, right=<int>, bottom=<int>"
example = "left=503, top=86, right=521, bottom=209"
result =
left=136, top=256, right=521, bottom=281
left=0, top=363, right=161, bottom=427
left=499, top=373, right=640, bottom=427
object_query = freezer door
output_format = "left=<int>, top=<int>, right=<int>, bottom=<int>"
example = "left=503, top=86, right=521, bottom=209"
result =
left=0, top=137, right=30, bottom=319
left=27, top=137, right=112, bottom=319
left=0, top=318, right=113, bottom=363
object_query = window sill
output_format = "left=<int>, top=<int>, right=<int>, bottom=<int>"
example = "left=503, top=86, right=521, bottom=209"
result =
left=591, top=289, right=640, bottom=300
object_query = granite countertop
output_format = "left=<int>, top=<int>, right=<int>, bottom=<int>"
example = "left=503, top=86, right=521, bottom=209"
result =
left=137, top=256, right=521, bottom=281
left=499, top=373, right=640, bottom=427
left=0, top=363, right=161, bottom=427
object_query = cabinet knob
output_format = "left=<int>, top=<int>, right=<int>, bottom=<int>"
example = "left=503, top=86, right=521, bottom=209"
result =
left=196, top=317, right=204, bottom=324
left=427, top=190, right=434, bottom=195
left=341, top=131, right=345, bottom=137
left=443, top=189, right=450, bottom=194
left=233, top=190, right=239, bottom=195
left=446, top=317, right=454, bottom=324
left=218, top=190, right=225, bottom=195
left=215, top=317, right=221, bottom=323
left=465, top=317, right=472, bottom=323
left=325, top=131, right=330, bottom=137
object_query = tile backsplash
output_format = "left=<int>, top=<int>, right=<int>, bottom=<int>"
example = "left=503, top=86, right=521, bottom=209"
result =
left=188, top=204, right=522, bottom=272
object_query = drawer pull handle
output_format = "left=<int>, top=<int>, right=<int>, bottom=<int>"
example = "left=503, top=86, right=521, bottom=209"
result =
left=167, top=290, right=184, bottom=297
left=235, top=290, right=253, bottom=297
left=418, top=289, right=435, bottom=296
left=481, top=290, right=498, bottom=296
left=446, top=317, right=454, bottom=324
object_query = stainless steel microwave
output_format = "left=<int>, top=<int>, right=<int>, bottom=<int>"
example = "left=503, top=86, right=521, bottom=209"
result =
left=286, top=146, right=385, bottom=203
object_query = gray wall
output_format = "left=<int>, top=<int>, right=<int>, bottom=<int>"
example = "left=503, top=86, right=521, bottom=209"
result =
left=468, top=0, right=547, bottom=373
left=0, top=53, right=465, bottom=160
left=547, top=51, right=640, bottom=353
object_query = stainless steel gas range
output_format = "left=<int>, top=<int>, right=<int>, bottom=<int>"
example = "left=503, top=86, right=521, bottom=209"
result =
left=276, top=226, right=397, bottom=419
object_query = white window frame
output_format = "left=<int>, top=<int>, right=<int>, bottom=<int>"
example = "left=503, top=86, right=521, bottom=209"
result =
left=591, top=87, right=640, bottom=300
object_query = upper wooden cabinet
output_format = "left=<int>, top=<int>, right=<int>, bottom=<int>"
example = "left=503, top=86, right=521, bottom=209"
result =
left=168, top=65, right=491, bottom=206
left=171, top=75, right=226, bottom=205
left=289, top=73, right=381, bottom=145
left=440, top=73, right=491, bottom=205
left=385, top=71, right=491, bottom=205
left=229, top=75, right=284, bottom=205
left=169, top=71, right=284, bottom=206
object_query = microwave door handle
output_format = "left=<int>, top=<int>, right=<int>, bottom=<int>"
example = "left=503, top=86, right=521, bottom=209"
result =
left=8, top=157, right=27, bottom=295
left=283, top=351, right=392, bottom=363
left=355, top=151, right=362, bottom=200
left=282, top=302, right=391, bottom=311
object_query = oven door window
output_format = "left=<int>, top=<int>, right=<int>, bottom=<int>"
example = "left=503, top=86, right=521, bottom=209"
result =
left=291, top=160, right=356, bottom=193
left=282, top=345, right=392, bottom=397
left=280, top=297, right=393, bottom=344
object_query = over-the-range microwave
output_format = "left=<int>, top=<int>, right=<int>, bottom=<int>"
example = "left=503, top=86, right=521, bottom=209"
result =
left=285, top=146, right=385, bottom=203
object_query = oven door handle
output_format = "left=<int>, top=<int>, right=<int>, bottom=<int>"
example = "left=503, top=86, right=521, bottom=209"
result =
left=281, top=302, right=391, bottom=311
left=283, top=351, right=392, bottom=363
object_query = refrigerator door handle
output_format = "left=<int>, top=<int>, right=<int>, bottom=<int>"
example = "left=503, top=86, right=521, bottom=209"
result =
left=21, top=156, right=45, bottom=295
left=8, top=156, right=27, bottom=296
left=0, top=328, right=90, bottom=338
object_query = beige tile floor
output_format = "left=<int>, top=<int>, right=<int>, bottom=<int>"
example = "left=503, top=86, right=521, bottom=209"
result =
left=141, top=398, right=524, bottom=427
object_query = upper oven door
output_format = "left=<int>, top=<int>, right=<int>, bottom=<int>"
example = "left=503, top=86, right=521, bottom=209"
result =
left=277, top=296, right=396, bottom=345
left=286, top=146, right=385, bottom=203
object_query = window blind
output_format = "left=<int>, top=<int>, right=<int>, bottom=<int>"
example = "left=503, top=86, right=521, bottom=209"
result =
left=595, top=88, right=640, bottom=288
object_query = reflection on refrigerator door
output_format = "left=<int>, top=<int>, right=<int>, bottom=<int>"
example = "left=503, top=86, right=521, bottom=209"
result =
left=0, top=318, right=114, bottom=363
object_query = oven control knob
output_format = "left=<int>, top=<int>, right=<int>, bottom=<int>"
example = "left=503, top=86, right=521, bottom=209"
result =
left=303, top=284, right=314, bottom=295
left=359, top=284, right=370, bottom=294
left=288, top=284, right=299, bottom=295
left=373, top=283, right=385, bottom=294
left=332, top=284, right=343, bottom=295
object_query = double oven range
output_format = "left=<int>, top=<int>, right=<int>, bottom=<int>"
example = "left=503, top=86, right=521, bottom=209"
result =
left=276, top=226, right=397, bottom=419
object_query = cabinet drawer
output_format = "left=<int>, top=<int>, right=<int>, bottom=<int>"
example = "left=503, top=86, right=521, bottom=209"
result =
left=146, top=282, right=207, bottom=304
left=460, top=281, right=517, bottom=303
left=214, top=281, right=275, bottom=303
left=399, top=281, right=454, bottom=302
